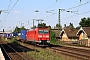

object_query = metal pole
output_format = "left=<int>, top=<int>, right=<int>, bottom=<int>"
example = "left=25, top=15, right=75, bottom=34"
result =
left=58, top=9, right=61, bottom=31
left=33, top=19, right=34, bottom=27
left=36, top=20, right=39, bottom=24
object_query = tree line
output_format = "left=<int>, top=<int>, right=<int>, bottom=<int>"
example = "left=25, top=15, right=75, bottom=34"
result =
left=55, top=17, right=90, bottom=28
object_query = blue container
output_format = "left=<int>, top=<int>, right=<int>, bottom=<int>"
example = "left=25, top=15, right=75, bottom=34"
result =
left=20, top=30, right=27, bottom=40
left=4, top=33, right=11, bottom=38
left=12, top=32, right=18, bottom=37
left=4, top=34, right=7, bottom=37
left=6, top=33, right=11, bottom=38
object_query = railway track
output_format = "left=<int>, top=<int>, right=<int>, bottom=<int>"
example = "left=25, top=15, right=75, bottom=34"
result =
left=18, top=42, right=90, bottom=60
left=0, top=44, right=28, bottom=60
left=46, top=44, right=90, bottom=60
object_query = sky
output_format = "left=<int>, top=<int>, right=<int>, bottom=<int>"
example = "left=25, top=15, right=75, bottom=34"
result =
left=0, top=0, right=90, bottom=31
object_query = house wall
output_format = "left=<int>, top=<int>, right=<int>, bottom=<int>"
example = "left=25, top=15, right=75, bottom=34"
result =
left=79, top=33, right=83, bottom=40
left=61, top=33, right=70, bottom=41
left=78, top=39, right=90, bottom=46
left=79, top=33, right=88, bottom=40
left=78, top=32, right=90, bottom=46
left=61, top=33, right=78, bottom=42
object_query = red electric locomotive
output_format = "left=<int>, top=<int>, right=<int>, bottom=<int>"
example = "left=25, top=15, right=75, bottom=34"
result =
left=26, top=28, right=50, bottom=45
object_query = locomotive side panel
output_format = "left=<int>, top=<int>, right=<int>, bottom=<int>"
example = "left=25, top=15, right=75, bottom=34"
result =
left=26, top=30, right=36, bottom=42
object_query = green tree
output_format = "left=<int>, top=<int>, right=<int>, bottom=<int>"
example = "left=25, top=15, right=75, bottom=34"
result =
left=14, top=26, right=20, bottom=32
left=47, top=25, right=51, bottom=30
left=76, top=26, right=81, bottom=30
left=31, top=26, right=36, bottom=29
left=56, top=23, right=62, bottom=28
left=79, top=17, right=90, bottom=27
left=14, top=26, right=26, bottom=33
left=69, top=23, right=74, bottom=28
left=50, top=31, right=55, bottom=40
left=20, top=26, right=26, bottom=30
left=38, top=23, right=47, bottom=28
left=64, top=24, right=66, bottom=28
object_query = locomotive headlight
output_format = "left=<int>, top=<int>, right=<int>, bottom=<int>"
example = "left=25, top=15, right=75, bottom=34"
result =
left=39, top=40, right=41, bottom=43
left=46, top=36, right=49, bottom=38
left=47, top=41, right=50, bottom=43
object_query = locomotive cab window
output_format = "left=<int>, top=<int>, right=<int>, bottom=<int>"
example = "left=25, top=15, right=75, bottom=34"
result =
left=38, top=30, right=43, bottom=34
left=44, top=30, right=48, bottom=34
left=38, top=30, right=49, bottom=34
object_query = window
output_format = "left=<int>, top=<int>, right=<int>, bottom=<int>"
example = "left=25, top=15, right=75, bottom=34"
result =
left=38, top=30, right=49, bottom=34
left=38, top=30, right=43, bottom=34
left=44, top=30, right=48, bottom=34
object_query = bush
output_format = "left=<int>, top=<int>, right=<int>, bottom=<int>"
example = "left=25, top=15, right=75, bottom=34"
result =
left=50, top=31, right=56, bottom=43
left=10, top=38, right=18, bottom=44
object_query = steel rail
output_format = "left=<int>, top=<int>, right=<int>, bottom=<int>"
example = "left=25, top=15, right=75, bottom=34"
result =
left=1, top=44, right=11, bottom=60
left=1, top=44, right=28, bottom=60
left=47, top=47, right=90, bottom=60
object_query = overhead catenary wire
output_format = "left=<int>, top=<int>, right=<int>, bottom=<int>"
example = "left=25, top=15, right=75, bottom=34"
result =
left=46, top=10, right=90, bottom=24
left=60, top=1, right=90, bottom=20
left=34, top=0, right=65, bottom=19
left=41, top=1, right=90, bottom=26
left=35, top=1, right=58, bottom=19
left=0, top=0, right=11, bottom=12
left=8, top=0, right=19, bottom=13
left=61, top=10, right=90, bottom=20
left=0, top=0, right=11, bottom=29
left=40, top=0, right=90, bottom=23
left=26, top=1, right=59, bottom=28
left=40, top=0, right=66, bottom=19
left=66, top=1, right=90, bottom=10
left=45, top=10, right=90, bottom=26
left=7, top=0, right=12, bottom=11
left=0, top=0, right=19, bottom=29
left=42, top=13, right=57, bottom=19
left=42, top=1, right=90, bottom=23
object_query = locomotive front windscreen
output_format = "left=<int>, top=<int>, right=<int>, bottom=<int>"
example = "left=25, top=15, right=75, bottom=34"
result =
left=38, top=30, right=49, bottom=34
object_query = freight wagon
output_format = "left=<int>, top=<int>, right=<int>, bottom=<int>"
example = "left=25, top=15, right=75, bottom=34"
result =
left=12, top=32, right=18, bottom=37
left=3, top=33, right=12, bottom=39
left=20, top=30, right=27, bottom=42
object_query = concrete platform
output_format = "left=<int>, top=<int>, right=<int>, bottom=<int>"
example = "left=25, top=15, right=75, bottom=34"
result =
left=0, top=48, right=5, bottom=60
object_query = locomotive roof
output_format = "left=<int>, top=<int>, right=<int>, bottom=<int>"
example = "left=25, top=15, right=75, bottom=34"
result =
left=28, top=27, right=49, bottom=31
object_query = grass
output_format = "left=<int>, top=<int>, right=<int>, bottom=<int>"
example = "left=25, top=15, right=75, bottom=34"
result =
left=50, top=39, right=63, bottom=45
left=1, top=37, right=19, bottom=44
left=26, top=49, right=64, bottom=60
left=9, top=38, right=18, bottom=43
left=26, top=48, right=77, bottom=60
left=19, top=42, right=26, bottom=46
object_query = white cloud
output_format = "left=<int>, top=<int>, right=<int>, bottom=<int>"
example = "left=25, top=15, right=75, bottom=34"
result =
left=14, top=10, right=21, bottom=13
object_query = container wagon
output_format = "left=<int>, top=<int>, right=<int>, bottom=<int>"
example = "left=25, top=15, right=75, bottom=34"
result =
left=20, top=30, right=27, bottom=42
